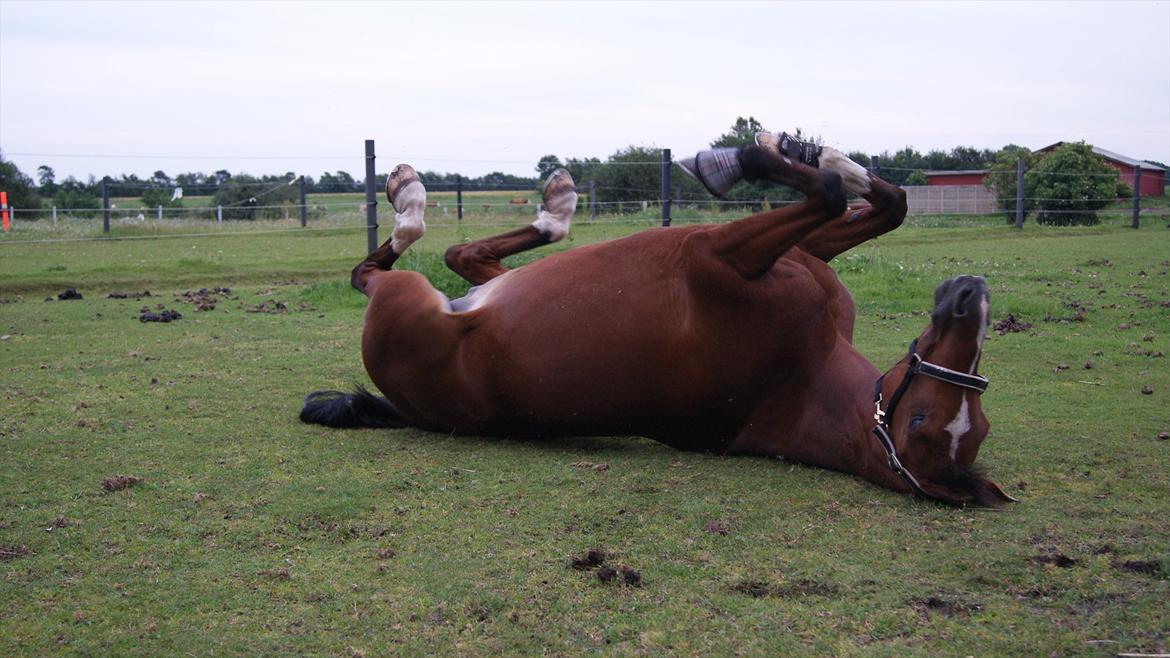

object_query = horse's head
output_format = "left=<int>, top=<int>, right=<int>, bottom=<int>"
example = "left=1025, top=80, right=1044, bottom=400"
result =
left=875, top=275, right=1015, bottom=508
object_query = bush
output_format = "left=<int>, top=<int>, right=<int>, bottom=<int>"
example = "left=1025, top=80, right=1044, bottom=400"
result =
left=210, top=175, right=298, bottom=220
left=986, top=143, right=1128, bottom=226
left=1029, top=143, right=1129, bottom=226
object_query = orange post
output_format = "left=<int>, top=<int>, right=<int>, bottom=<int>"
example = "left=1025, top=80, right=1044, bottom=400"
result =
left=1, top=191, right=9, bottom=232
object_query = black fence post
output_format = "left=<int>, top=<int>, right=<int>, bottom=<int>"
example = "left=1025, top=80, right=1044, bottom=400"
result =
left=1132, top=166, right=1141, bottom=229
left=299, top=176, right=307, bottom=228
left=589, top=180, right=597, bottom=221
left=661, top=148, right=672, bottom=227
left=101, top=178, right=110, bottom=233
left=456, top=177, right=464, bottom=221
left=1014, top=158, right=1025, bottom=229
left=364, top=139, right=378, bottom=254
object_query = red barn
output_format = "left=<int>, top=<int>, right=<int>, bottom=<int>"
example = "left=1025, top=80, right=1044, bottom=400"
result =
left=1036, top=143, right=1166, bottom=197
left=925, top=170, right=988, bottom=186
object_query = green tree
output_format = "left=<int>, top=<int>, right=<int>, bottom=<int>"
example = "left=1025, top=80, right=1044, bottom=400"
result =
left=1028, top=143, right=1128, bottom=226
left=535, top=155, right=563, bottom=179
left=0, top=152, right=41, bottom=217
left=210, top=174, right=298, bottom=220
left=711, top=116, right=766, bottom=148
left=37, top=165, right=57, bottom=196
left=985, top=145, right=1039, bottom=220
left=53, top=176, right=101, bottom=218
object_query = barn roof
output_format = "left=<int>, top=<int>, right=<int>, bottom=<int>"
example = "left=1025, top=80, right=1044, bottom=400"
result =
left=923, top=170, right=988, bottom=176
left=1036, top=142, right=1167, bottom=172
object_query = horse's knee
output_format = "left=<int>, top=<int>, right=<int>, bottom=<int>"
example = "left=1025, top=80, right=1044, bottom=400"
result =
left=445, top=243, right=479, bottom=274
left=813, top=170, right=847, bottom=219
left=351, top=261, right=376, bottom=294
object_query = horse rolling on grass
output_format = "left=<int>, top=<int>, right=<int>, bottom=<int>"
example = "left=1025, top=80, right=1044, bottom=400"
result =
left=301, top=132, right=1014, bottom=508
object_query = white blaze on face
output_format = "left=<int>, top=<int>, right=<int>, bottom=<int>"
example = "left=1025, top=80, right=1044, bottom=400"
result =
left=390, top=181, right=426, bottom=255
left=950, top=294, right=989, bottom=462
left=946, top=396, right=971, bottom=463
left=970, top=296, right=989, bottom=373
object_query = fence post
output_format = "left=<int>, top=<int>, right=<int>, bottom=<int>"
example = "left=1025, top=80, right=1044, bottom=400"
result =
left=661, top=148, right=672, bottom=227
left=456, top=177, right=463, bottom=221
left=1014, top=158, right=1025, bottom=229
left=217, top=206, right=223, bottom=224
left=364, top=139, right=378, bottom=253
left=1131, top=166, right=1141, bottom=229
left=52, top=206, right=57, bottom=224
left=589, top=180, right=597, bottom=221
left=157, top=205, right=163, bottom=221
left=299, top=176, right=307, bottom=228
left=102, top=178, right=110, bottom=233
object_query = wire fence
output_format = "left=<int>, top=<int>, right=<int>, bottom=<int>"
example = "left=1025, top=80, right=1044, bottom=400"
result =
left=2, top=142, right=1165, bottom=247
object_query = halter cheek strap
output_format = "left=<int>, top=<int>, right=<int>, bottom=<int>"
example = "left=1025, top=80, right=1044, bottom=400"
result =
left=872, top=339, right=990, bottom=499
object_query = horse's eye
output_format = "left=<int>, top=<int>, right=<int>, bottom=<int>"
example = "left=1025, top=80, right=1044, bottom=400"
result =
left=909, top=415, right=926, bottom=431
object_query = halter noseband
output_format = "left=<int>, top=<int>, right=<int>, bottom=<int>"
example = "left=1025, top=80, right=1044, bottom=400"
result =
left=872, top=338, right=989, bottom=499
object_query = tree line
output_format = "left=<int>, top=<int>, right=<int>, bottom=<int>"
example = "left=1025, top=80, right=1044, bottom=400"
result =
left=2, top=117, right=1159, bottom=224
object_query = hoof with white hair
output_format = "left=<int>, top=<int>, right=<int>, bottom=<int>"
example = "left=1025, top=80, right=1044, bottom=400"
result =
left=756, top=131, right=871, bottom=196
left=386, top=164, right=427, bottom=255
left=531, top=168, right=577, bottom=242
left=819, top=147, right=872, bottom=196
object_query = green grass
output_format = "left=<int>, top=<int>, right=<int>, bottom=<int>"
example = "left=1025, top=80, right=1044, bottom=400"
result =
left=1, top=214, right=1167, bottom=655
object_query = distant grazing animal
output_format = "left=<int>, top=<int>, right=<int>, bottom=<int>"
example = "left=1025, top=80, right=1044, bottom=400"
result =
left=302, top=133, right=1012, bottom=507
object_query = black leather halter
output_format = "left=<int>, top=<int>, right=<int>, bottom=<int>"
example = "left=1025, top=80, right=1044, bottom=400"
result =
left=872, top=338, right=989, bottom=499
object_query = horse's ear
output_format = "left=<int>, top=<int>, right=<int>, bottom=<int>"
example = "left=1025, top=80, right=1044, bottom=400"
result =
left=919, top=475, right=1017, bottom=509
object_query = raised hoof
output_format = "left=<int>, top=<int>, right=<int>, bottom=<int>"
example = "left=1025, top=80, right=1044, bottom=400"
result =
left=542, top=167, right=576, bottom=203
left=677, top=147, right=743, bottom=198
left=756, top=131, right=822, bottom=167
left=533, top=168, right=577, bottom=242
left=386, top=163, right=422, bottom=212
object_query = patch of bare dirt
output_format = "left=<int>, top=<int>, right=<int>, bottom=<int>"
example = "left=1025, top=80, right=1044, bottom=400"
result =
left=1113, top=559, right=1163, bottom=576
left=245, top=301, right=289, bottom=314
left=108, top=291, right=151, bottom=299
left=913, top=595, right=984, bottom=617
left=101, top=475, right=143, bottom=492
left=0, top=544, right=29, bottom=561
left=257, top=567, right=291, bottom=579
left=703, top=521, right=730, bottom=536
left=732, top=578, right=838, bottom=598
left=1031, top=553, right=1078, bottom=568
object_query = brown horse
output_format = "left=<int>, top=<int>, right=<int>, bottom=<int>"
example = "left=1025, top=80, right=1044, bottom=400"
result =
left=302, top=135, right=1014, bottom=508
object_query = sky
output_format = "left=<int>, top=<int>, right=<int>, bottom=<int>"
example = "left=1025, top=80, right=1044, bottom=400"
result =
left=1, top=0, right=1168, bottom=183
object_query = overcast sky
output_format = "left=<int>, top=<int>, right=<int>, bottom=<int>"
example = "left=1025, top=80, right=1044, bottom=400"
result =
left=2, top=1, right=1168, bottom=183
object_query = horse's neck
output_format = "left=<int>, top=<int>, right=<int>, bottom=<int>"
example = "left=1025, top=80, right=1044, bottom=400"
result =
left=793, top=342, right=900, bottom=485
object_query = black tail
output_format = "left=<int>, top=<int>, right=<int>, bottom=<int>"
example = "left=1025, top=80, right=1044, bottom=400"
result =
left=299, top=387, right=407, bottom=429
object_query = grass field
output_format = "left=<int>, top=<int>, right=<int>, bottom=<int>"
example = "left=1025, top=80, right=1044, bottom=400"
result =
left=1, top=212, right=1167, bottom=655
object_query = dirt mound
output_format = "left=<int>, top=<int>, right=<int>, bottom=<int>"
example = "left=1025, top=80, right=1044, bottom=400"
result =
left=139, top=309, right=182, bottom=323
left=101, top=475, right=143, bottom=492
left=994, top=314, right=1032, bottom=334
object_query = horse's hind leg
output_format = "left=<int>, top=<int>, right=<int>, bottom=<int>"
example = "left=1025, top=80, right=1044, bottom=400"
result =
left=444, top=169, right=578, bottom=286
left=350, top=164, right=427, bottom=294
left=795, top=173, right=908, bottom=263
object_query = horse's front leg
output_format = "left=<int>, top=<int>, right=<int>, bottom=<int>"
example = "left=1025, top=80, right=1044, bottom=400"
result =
left=795, top=174, right=908, bottom=262
left=444, top=169, right=578, bottom=285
